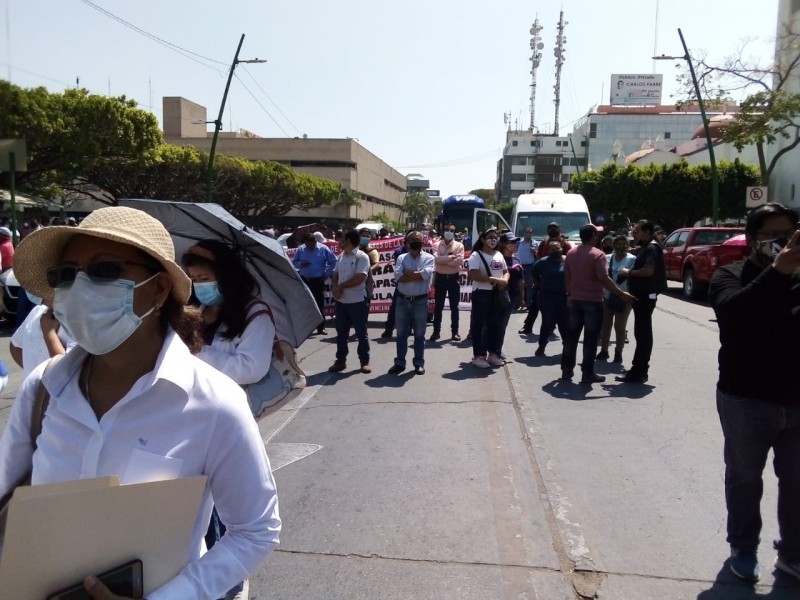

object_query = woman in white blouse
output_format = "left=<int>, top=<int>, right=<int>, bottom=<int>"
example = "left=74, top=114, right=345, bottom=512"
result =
left=0, top=207, right=280, bottom=600
left=182, top=240, right=275, bottom=599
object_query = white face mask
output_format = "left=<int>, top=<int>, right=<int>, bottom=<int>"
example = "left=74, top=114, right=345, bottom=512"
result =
left=53, top=271, right=158, bottom=355
left=485, top=238, right=498, bottom=249
left=443, top=231, right=454, bottom=241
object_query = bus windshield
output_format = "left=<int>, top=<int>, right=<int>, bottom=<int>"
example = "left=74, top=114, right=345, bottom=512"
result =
left=515, top=212, right=591, bottom=241
left=442, top=204, right=481, bottom=233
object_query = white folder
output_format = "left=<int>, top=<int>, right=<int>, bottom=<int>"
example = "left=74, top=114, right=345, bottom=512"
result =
left=0, top=475, right=206, bottom=598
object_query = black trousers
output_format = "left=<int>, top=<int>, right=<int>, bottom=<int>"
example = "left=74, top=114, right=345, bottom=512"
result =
left=631, top=296, right=657, bottom=375
left=303, top=276, right=326, bottom=329
left=432, top=273, right=461, bottom=334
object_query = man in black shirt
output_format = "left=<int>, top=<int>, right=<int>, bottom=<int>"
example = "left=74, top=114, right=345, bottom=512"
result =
left=615, top=220, right=666, bottom=383
left=708, top=202, right=800, bottom=583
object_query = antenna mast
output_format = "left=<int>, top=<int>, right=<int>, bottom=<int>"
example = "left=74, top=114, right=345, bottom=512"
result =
left=528, top=18, right=543, bottom=132
left=552, top=10, right=568, bottom=136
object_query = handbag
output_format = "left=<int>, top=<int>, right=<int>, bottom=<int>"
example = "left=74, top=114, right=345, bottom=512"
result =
left=476, top=250, right=511, bottom=309
left=242, top=302, right=307, bottom=420
left=0, top=354, right=63, bottom=538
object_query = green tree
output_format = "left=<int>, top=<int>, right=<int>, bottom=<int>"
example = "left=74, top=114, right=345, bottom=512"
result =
left=0, top=82, right=162, bottom=201
left=469, top=188, right=496, bottom=207
left=570, top=160, right=760, bottom=234
left=675, top=23, right=800, bottom=185
left=402, top=192, right=433, bottom=228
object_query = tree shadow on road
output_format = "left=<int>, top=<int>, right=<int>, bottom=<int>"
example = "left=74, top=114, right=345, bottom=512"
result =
left=696, top=563, right=800, bottom=599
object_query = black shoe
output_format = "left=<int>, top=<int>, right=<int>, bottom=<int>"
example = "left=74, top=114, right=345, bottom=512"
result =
left=380, top=330, right=392, bottom=339
left=729, top=548, right=760, bottom=582
left=414, top=366, right=425, bottom=375
left=388, top=364, right=405, bottom=375
left=317, top=328, right=328, bottom=335
left=580, top=373, right=606, bottom=384
left=615, top=371, right=648, bottom=383
left=596, top=350, right=609, bottom=360
left=451, top=333, right=461, bottom=342
left=560, top=369, right=573, bottom=381
left=518, top=327, right=532, bottom=335
left=535, top=346, right=545, bottom=357
left=328, top=361, right=346, bottom=373
left=613, top=350, right=623, bottom=364
left=428, top=332, right=440, bottom=342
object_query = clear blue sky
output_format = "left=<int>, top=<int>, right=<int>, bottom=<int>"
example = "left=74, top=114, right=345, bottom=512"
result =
left=2, top=0, right=779, bottom=199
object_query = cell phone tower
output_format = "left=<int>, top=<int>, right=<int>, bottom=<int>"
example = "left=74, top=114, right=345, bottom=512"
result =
left=528, top=18, right=544, bottom=132
left=552, top=10, right=568, bottom=136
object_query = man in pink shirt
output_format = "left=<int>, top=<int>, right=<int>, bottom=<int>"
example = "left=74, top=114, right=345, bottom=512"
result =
left=430, top=223, right=465, bottom=342
left=562, top=224, right=634, bottom=384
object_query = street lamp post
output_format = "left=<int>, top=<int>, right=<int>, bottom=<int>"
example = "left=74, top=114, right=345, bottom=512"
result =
left=654, top=28, right=719, bottom=225
left=204, top=34, right=266, bottom=203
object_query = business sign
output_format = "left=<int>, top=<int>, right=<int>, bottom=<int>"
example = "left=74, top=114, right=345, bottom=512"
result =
left=610, top=74, right=663, bottom=106
left=746, top=186, right=768, bottom=208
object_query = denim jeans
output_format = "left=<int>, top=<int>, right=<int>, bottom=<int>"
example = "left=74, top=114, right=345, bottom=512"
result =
left=470, top=289, right=503, bottom=358
left=334, top=300, right=370, bottom=365
left=394, top=295, right=428, bottom=368
left=432, top=273, right=461, bottom=335
left=537, top=291, right=569, bottom=349
left=631, top=297, right=657, bottom=375
left=560, top=300, right=604, bottom=375
left=717, top=390, right=800, bottom=558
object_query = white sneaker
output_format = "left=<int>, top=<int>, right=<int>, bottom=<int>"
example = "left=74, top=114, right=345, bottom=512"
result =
left=472, top=356, right=491, bottom=368
left=487, top=354, right=505, bottom=367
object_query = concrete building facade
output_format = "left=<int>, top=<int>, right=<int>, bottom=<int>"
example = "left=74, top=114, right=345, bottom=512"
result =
left=162, top=97, right=407, bottom=226
left=496, top=129, right=586, bottom=204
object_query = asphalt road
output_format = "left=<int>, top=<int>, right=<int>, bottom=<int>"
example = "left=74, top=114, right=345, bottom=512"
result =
left=0, top=284, right=796, bottom=599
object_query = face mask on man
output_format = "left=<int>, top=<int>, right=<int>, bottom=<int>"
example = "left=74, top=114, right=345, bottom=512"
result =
left=443, top=231, right=454, bottom=241
left=54, top=272, right=158, bottom=355
left=360, top=237, right=371, bottom=247
left=755, top=237, right=789, bottom=260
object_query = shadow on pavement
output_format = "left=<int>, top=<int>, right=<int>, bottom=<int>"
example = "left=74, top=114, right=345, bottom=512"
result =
left=364, top=371, right=417, bottom=388
left=696, top=562, right=800, bottom=599
left=440, top=364, right=495, bottom=381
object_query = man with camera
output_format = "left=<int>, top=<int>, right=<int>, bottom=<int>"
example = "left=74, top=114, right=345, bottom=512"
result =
left=708, top=203, right=800, bottom=584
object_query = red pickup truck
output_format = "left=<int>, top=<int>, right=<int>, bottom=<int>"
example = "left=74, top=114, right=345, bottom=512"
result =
left=662, top=227, right=748, bottom=299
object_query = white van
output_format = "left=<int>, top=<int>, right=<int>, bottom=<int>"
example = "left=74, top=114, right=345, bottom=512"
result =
left=354, top=222, right=385, bottom=236
left=510, top=189, right=591, bottom=242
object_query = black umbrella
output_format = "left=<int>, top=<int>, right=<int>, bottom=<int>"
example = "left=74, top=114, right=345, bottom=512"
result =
left=120, top=199, right=321, bottom=347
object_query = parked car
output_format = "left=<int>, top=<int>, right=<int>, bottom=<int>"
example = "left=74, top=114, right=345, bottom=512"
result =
left=662, top=227, right=746, bottom=299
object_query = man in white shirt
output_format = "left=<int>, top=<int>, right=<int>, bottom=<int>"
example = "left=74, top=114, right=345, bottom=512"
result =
left=430, top=224, right=465, bottom=342
left=329, top=229, right=371, bottom=374
left=389, top=231, right=435, bottom=375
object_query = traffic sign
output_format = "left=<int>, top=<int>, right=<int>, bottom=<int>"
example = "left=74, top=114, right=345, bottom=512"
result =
left=746, top=186, right=767, bottom=208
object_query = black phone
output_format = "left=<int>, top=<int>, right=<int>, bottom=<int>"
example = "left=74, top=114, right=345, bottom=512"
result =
left=47, top=559, right=143, bottom=600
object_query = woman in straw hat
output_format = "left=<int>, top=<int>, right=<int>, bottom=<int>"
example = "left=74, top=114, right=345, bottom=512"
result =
left=0, top=206, right=280, bottom=600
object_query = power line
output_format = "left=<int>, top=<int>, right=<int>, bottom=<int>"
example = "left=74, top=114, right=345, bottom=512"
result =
left=240, top=65, right=302, bottom=136
left=79, top=0, right=225, bottom=72
left=234, top=74, right=291, bottom=137
left=0, top=63, right=72, bottom=87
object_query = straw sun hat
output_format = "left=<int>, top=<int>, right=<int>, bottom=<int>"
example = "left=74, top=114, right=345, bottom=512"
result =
left=14, top=206, right=191, bottom=303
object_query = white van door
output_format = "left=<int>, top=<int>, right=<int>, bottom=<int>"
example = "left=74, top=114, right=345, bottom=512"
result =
left=467, top=209, right=512, bottom=249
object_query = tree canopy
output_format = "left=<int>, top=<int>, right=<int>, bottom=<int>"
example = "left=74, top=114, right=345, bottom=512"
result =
left=0, top=82, right=344, bottom=222
left=569, top=160, right=760, bottom=234
left=676, top=23, right=800, bottom=184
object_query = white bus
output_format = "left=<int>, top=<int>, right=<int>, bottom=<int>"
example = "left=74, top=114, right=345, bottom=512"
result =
left=510, top=189, right=591, bottom=242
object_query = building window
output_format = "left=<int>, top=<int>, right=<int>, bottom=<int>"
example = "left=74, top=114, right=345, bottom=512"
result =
left=511, top=174, right=527, bottom=182
left=589, top=123, right=597, bottom=139
left=512, top=140, right=518, bottom=146
left=580, top=140, right=587, bottom=147
left=664, top=132, right=671, bottom=139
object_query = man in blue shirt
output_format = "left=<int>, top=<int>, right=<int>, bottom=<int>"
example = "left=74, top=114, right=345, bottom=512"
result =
left=389, top=231, right=435, bottom=375
left=293, top=232, right=338, bottom=335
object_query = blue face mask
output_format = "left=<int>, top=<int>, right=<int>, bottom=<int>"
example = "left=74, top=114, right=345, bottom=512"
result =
left=360, top=237, right=371, bottom=247
left=194, top=281, right=224, bottom=306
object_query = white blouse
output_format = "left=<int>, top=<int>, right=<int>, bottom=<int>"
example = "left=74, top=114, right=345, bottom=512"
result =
left=197, top=301, right=276, bottom=386
left=0, top=330, right=281, bottom=600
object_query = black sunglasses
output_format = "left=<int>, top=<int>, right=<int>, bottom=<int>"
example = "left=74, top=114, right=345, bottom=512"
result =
left=47, top=260, right=158, bottom=288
